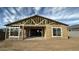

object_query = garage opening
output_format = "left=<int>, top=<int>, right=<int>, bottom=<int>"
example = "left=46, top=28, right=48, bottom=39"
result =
left=30, top=28, right=42, bottom=37
left=26, top=27, right=45, bottom=38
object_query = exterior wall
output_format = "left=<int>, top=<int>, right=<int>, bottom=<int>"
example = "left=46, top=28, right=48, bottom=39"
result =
left=69, top=30, right=79, bottom=38
left=45, top=24, right=69, bottom=40
left=6, top=24, right=68, bottom=40
left=19, top=27, right=27, bottom=40
left=5, top=15, right=68, bottom=40
left=45, top=25, right=51, bottom=39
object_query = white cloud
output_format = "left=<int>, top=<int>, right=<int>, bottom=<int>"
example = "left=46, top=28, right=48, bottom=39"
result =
left=35, top=7, right=41, bottom=11
left=47, top=8, right=79, bottom=21
left=68, top=13, right=79, bottom=19
left=1, top=7, right=79, bottom=26
left=9, top=8, right=16, bottom=14
left=66, top=20, right=79, bottom=25
left=52, top=7, right=67, bottom=14
left=3, top=16, right=14, bottom=23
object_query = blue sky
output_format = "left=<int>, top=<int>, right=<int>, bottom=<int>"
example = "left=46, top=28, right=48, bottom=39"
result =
left=0, top=7, right=79, bottom=28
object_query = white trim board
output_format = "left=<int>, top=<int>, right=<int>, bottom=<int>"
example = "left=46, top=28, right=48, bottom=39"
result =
left=51, top=27, right=63, bottom=37
left=8, top=27, right=20, bottom=39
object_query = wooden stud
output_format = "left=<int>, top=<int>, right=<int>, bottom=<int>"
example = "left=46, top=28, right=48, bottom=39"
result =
left=18, top=26, right=20, bottom=40
left=31, top=19, right=36, bottom=24
left=5, top=27, right=7, bottom=40
left=38, top=20, right=45, bottom=25
left=22, top=24, right=24, bottom=40
left=8, top=27, right=10, bottom=40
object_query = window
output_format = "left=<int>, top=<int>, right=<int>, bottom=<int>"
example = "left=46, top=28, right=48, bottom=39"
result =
left=52, top=27, right=62, bottom=37
left=10, top=28, right=19, bottom=36
left=9, top=27, right=20, bottom=38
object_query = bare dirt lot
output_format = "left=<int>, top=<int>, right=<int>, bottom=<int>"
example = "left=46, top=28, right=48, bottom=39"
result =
left=0, top=38, right=79, bottom=51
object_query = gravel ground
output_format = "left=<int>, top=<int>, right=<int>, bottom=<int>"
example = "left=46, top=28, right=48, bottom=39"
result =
left=0, top=38, right=79, bottom=51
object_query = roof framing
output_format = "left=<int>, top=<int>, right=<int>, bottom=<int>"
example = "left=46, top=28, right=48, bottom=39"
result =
left=5, top=15, right=68, bottom=26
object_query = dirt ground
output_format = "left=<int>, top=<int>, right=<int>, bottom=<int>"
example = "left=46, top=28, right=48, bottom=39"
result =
left=0, top=38, right=79, bottom=51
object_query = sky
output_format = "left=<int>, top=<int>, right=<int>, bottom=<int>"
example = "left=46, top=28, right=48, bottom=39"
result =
left=0, top=7, right=79, bottom=28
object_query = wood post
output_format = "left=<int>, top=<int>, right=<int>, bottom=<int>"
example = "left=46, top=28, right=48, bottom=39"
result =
left=5, top=27, right=7, bottom=40
left=18, top=26, right=20, bottom=40
left=22, top=24, right=24, bottom=40
left=28, top=29, right=30, bottom=37
left=9, top=27, right=10, bottom=40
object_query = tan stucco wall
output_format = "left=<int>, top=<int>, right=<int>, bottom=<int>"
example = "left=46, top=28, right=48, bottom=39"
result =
left=19, top=24, right=69, bottom=40
left=19, top=27, right=27, bottom=40
left=45, top=24, right=69, bottom=40
left=6, top=24, right=68, bottom=40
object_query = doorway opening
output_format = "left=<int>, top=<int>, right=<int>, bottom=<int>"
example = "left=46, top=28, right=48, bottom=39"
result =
left=30, top=28, right=42, bottom=37
left=26, top=27, right=45, bottom=38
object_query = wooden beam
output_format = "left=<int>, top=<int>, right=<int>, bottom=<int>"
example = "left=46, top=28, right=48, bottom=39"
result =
left=45, top=19, right=47, bottom=24
left=9, top=27, right=10, bottom=40
left=24, top=20, right=29, bottom=24
left=38, top=19, right=45, bottom=25
left=28, top=29, right=30, bottom=37
left=5, top=27, right=7, bottom=40
left=18, top=26, right=20, bottom=40
left=31, top=19, right=36, bottom=24
left=22, top=24, right=24, bottom=40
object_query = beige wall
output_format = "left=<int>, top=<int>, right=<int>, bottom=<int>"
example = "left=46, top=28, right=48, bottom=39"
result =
left=45, top=24, right=69, bottom=40
left=19, top=24, right=69, bottom=40
left=6, top=24, right=68, bottom=40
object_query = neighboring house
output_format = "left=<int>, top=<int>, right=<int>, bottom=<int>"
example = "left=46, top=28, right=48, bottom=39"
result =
left=5, top=15, right=69, bottom=40
left=69, top=24, right=79, bottom=38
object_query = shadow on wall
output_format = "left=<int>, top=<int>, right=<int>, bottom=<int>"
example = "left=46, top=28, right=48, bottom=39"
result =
left=0, top=29, right=5, bottom=41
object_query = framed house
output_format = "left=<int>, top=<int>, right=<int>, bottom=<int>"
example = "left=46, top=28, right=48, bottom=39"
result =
left=5, top=15, right=69, bottom=40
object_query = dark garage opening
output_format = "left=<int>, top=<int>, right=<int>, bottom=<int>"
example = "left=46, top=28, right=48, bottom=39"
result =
left=26, top=27, right=45, bottom=38
left=30, top=29, right=42, bottom=37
